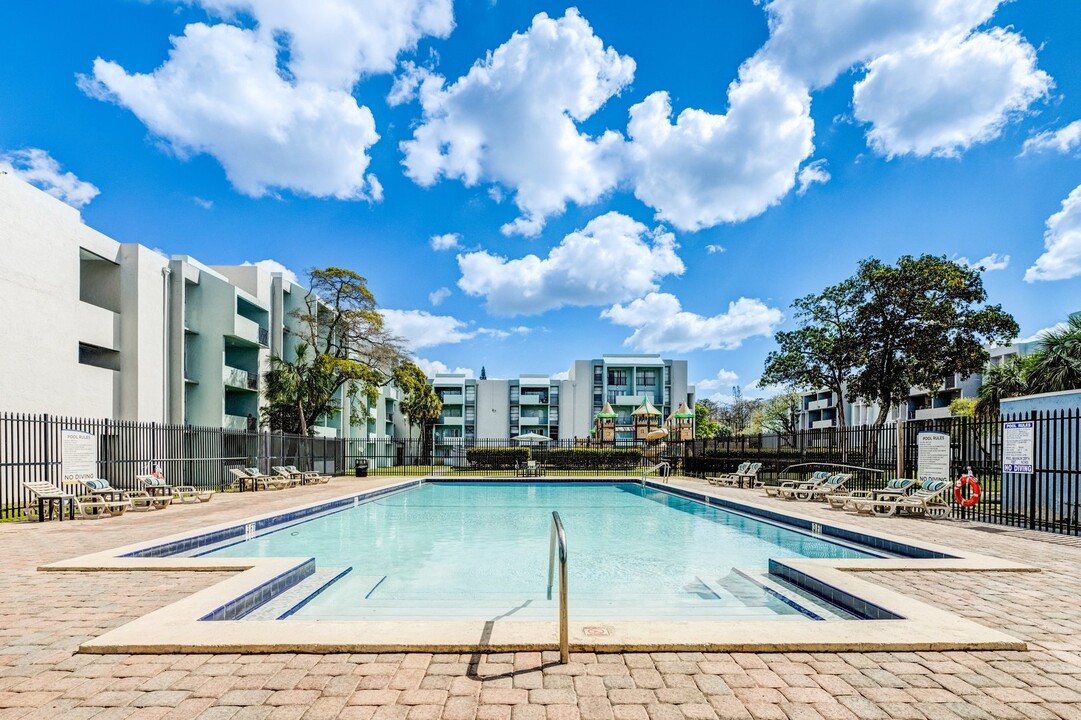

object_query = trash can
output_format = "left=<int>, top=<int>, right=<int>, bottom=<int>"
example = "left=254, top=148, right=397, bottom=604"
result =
left=354, top=458, right=369, bottom=477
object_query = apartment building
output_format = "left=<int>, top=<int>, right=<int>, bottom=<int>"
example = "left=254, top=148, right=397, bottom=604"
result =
left=429, top=354, right=696, bottom=447
left=0, top=173, right=404, bottom=439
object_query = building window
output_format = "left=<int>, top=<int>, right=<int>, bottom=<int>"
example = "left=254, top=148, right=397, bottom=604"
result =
left=608, top=369, right=627, bottom=386
left=465, top=385, right=476, bottom=401
left=635, top=371, right=656, bottom=387
left=593, top=364, right=603, bottom=383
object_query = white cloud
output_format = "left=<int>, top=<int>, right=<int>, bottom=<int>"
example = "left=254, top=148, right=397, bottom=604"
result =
left=382, top=308, right=507, bottom=350
left=551, top=370, right=569, bottom=381
left=457, top=212, right=684, bottom=315
left=240, top=259, right=301, bottom=284
left=1017, top=322, right=1069, bottom=344
left=387, top=60, right=435, bottom=106
left=955, top=252, right=1010, bottom=272
left=414, top=357, right=474, bottom=378
left=625, top=59, right=814, bottom=231
left=705, top=245, right=726, bottom=254
left=401, top=9, right=634, bottom=236
left=696, top=369, right=740, bottom=392
left=853, top=29, right=1051, bottom=158
left=81, top=0, right=452, bottom=200
left=430, top=232, right=461, bottom=251
left=756, top=0, right=1004, bottom=90
left=1022, top=120, right=1081, bottom=156
left=428, top=286, right=451, bottom=305
left=601, top=292, right=783, bottom=353
left=1025, top=184, right=1081, bottom=282
left=0, top=148, right=100, bottom=209
left=796, top=159, right=830, bottom=195
left=193, top=196, right=214, bottom=209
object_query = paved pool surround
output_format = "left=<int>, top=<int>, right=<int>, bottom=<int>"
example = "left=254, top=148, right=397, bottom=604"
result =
left=39, top=476, right=1034, bottom=655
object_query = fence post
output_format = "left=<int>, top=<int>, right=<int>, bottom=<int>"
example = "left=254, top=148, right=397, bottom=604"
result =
left=1028, top=410, right=1038, bottom=530
left=895, top=419, right=905, bottom=479
left=43, top=413, right=52, bottom=485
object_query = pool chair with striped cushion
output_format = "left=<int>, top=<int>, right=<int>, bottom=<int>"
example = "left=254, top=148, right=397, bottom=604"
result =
left=826, top=477, right=917, bottom=511
left=286, top=465, right=329, bottom=484
left=783, top=473, right=852, bottom=502
left=78, top=478, right=145, bottom=513
left=272, top=466, right=304, bottom=482
left=249, top=467, right=294, bottom=488
left=142, top=475, right=215, bottom=503
left=228, top=468, right=287, bottom=491
left=850, top=479, right=953, bottom=518
left=740, top=462, right=764, bottom=488
left=766, top=471, right=830, bottom=498
left=134, top=475, right=175, bottom=508
left=708, top=462, right=748, bottom=487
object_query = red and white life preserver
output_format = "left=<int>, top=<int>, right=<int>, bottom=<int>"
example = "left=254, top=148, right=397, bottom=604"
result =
left=954, top=473, right=981, bottom=507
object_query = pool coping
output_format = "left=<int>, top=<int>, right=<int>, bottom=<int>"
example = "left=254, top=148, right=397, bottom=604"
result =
left=40, top=476, right=1035, bottom=654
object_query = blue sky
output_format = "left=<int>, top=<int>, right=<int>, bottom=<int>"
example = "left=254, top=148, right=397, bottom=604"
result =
left=2, top=0, right=1080, bottom=400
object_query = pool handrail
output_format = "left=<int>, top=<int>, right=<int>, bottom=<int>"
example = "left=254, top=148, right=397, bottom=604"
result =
left=640, top=461, right=671, bottom=484
left=547, top=511, right=569, bottom=664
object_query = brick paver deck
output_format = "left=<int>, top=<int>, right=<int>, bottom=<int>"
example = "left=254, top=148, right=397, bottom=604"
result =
left=2, top=476, right=1080, bottom=719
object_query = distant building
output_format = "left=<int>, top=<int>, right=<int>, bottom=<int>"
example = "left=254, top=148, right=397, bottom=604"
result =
left=428, top=354, right=696, bottom=451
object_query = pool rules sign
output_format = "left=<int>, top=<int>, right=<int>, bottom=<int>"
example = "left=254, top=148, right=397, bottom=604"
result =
left=1003, top=421, right=1035, bottom=474
left=61, top=429, right=97, bottom=482
left=917, top=432, right=951, bottom=483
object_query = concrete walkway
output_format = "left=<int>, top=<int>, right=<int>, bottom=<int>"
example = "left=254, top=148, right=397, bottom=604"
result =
left=1, top=476, right=1080, bottom=719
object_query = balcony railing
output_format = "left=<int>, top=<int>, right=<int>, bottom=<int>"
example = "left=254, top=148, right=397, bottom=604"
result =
left=223, top=365, right=258, bottom=391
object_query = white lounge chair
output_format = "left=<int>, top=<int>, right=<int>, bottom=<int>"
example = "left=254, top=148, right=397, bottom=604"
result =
left=708, top=462, right=749, bottom=487
left=285, top=465, right=329, bottom=484
left=21, top=480, right=76, bottom=521
left=765, top=471, right=830, bottom=498
left=134, top=475, right=175, bottom=508
left=782, top=473, right=852, bottom=502
left=826, top=478, right=917, bottom=511
left=849, top=479, right=953, bottom=518
left=229, top=468, right=287, bottom=491
left=78, top=478, right=141, bottom=513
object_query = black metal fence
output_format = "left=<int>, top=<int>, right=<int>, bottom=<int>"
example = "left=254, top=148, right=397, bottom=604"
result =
left=3, top=409, right=1079, bottom=536
left=0, top=413, right=344, bottom=520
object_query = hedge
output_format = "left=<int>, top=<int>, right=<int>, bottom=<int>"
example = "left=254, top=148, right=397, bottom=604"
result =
left=465, top=447, right=530, bottom=469
left=538, top=447, right=643, bottom=470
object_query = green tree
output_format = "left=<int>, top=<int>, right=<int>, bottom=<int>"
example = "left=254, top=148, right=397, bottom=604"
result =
left=694, top=402, right=720, bottom=439
left=761, top=283, right=862, bottom=429
left=263, top=267, right=407, bottom=435
left=976, top=354, right=1032, bottom=417
left=396, top=362, right=442, bottom=462
left=948, top=397, right=977, bottom=418
left=717, top=386, right=762, bottom=436
left=1026, top=314, right=1081, bottom=394
left=848, top=255, right=1018, bottom=432
left=757, top=390, right=802, bottom=447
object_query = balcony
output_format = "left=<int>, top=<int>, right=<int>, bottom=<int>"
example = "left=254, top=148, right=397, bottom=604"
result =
left=437, top=414, right=464, bottom=425
left=223, top=414, right=249, bottom=431
left=223, top=365, right=258, bottom=391
left=438, top=392, right=464, bottom=404
left=519, top=393, right=548, bottom=405
left=807, top=398, right=830, bottom=411
left=77, top=301, right=120, bottom=351
left=519, top=416, right=546, bottom=426
left=811, top=419, right=835, bottom=429
left=229, top=316, right=269, bottom=347
left=914, top=407, right=953, bottom=420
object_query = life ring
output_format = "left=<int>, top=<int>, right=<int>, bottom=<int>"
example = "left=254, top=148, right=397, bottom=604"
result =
left=953, top=474, right=981, bottom=507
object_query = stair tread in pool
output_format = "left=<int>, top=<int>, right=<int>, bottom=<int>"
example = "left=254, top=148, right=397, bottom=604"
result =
left=242, top=568, right=357, bottom=621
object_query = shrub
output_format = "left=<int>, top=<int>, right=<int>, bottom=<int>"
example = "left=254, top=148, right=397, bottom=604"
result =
left=466, top=447, right=530, bottom=469
left=539, top=447, right=643, bottom=470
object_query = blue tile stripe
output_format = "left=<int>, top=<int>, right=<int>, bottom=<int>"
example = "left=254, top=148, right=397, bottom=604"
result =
left=199, top=559, right=316, bottom=621
left=768, top=559, right=902, bottom=620
left=277, top=566, right=354, bottom=620
left=122, top=481, right=421, bottom=559
left=647, top=481, right=952, bottom=560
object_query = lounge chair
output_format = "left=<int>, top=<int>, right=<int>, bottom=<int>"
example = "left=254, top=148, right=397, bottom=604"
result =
left=272, top=465, right=304, bottom=483
left=849, top=479, right=953, bottom=518
left=740, top=462, right=763, bottom=488
left=285, top=465, right=329, bottom=484
left=782, top=473, right=852, bottom=502
left=826, top=478, right=917, bottom=511
left=708, top=462, right=749, bottom=487
left=251, top=467, right=294, bottom=488
left=229, top=468, right=287, bottom=491
left=765, top=471, right=830, bottom=498
left=78, top=478, right=143, bottom=513
left=515, top=460, right=544, bottom=477
left=134, top=475, right=175, bottom=508
left=21, top=480, right=76, bottom=521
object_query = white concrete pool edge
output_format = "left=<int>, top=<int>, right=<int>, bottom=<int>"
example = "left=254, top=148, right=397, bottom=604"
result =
left=40, top=477, right=1035, bottom=654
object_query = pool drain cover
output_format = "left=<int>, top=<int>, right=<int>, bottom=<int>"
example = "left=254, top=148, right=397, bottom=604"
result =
left=582, top=626, right=610, bottom=636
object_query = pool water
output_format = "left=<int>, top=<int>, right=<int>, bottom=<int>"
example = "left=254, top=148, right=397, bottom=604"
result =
left=206, top=482, right=876, bottom=621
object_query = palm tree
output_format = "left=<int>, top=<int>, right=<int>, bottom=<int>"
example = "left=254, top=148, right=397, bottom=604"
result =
left=1026, top=315, right=1081, bottom=394
left=976, top=354, right=1031, bottom=417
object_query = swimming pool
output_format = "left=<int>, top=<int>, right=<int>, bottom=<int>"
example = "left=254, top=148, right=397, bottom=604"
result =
left=204, top=481, right=877, bottom=622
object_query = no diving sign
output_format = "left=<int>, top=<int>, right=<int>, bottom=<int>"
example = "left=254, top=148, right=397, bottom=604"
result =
left=1003, top=421, right=1035, bottom=474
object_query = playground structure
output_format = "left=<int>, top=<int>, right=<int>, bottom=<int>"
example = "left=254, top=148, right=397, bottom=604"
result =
left=583, top=400, right=695, bottom=459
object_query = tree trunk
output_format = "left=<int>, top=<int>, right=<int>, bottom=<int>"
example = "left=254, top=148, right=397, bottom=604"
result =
left=866, top=402, right=892, bottom=465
